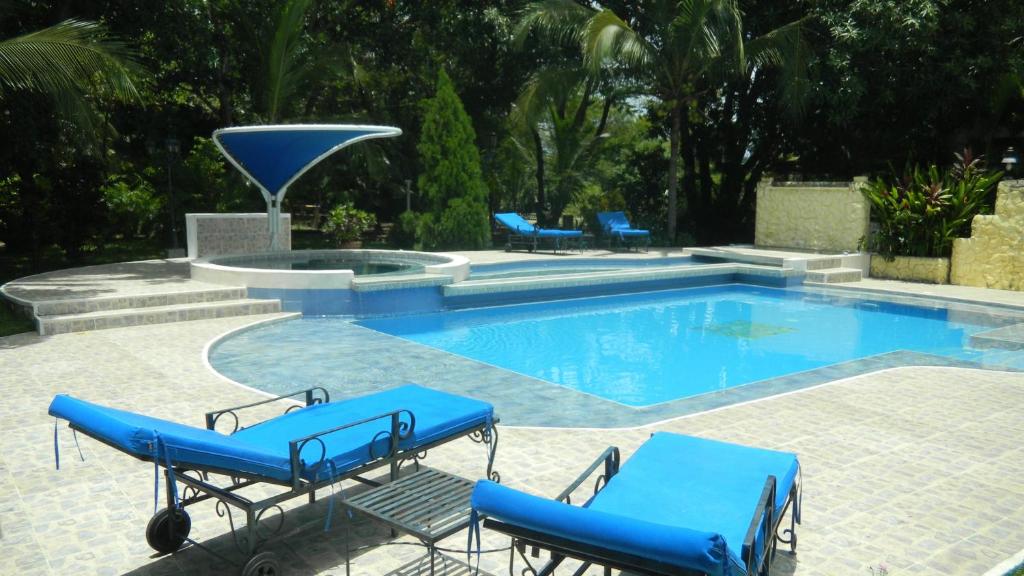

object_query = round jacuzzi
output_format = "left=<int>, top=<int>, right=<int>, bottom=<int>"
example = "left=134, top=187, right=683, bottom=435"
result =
left=190, top=249, right=470, bottom=316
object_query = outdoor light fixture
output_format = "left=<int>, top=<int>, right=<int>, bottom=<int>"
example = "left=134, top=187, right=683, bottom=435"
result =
left=166, top=137, right=181, bottom=252
left=1002, top=146, right=1019, bottom=174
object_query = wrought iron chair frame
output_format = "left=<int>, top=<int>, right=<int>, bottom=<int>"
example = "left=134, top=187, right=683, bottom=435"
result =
left=66, top=386, right=499, bottom=576
left=484, top=445, right=798, bottom=576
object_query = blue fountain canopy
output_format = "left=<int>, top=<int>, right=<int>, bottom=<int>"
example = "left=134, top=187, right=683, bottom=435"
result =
left=213, top=124, right=402, bottom=198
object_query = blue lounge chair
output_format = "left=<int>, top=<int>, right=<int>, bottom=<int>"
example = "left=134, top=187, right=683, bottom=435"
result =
left=494, top=212, right=584, bottom=253
left=597, top=211, right=650, bottom=251
left=472, top=432, right=800, bottom=576
left=50, top=384, right=498, bottom=576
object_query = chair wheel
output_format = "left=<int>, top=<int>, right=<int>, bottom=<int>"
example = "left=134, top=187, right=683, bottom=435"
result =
left=146, top=507, right=191, bottom=554
left=242, top=551, right=281, bottom=576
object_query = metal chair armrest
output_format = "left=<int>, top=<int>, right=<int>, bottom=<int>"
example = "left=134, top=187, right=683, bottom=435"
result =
left=743, top=475, right=777, bottom=576
left=205, top=387, right=330, bottom=432
left=287, top=408, right=414, bottom=490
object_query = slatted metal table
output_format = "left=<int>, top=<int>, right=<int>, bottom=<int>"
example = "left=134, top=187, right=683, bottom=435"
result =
left=346, top=468, right=479, bottom=576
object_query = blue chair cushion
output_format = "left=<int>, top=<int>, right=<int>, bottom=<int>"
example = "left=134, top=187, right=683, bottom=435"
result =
left=589, top=433, right=799, bottom=573
left=472, top=480, right=732, bottom=575
left=472, top=432, right=798, bottom=576
left=495, top=213, right=583, bottom=238
left=49, top=394, right=294, bottom=481
left=50, top=385, right=494, bottom=483
left=232, top=385, right=493, bottom=481
left=494, top=213, right=537, bottom=235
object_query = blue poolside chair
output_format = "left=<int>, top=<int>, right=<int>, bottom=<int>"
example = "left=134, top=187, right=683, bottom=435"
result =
left=472, top=432, right=800, bottom=576
left=494, top=212, right=584, bottom=253
left=50, top=385, right=498, bottom=576
left=597, top=211, right=650, bottom=251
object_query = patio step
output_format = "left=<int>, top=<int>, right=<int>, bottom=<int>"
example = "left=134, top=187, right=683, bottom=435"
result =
left=32, top=287, right=247, bottom=316
left=804, top=267, right=863, bottom=283
left=36, top=298, right=281, bottom=336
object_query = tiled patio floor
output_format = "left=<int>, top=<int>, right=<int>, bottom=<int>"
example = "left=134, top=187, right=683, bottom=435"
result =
left=1, top=313, right=1022, bottom=575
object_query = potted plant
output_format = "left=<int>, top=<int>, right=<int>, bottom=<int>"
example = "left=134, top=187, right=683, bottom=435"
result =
left=862, top=150, right=1000, bottom=283
left=324, top=203, right=377, bottom=248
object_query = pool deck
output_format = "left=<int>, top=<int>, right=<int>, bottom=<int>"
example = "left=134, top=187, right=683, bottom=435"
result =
left=1, top=252, right=1024, bottom=574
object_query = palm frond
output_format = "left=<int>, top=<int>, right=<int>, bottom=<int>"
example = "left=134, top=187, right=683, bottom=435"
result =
left=0, top=19, right=141, bottom=102
left=746, top=17, right=813, bottom=117
left=513, top=0, right=592, bottom=51
left=583, top=9, right=654, bottom=74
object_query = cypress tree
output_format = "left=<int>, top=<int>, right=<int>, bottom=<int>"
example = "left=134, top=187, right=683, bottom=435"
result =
left=417, top=68, right=491, bottom=249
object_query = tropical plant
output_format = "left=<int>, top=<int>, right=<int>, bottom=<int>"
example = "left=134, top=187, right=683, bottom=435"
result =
left=863, top=151, right=1001, bottom=259
left=508, top=64, right=617, bottom=226
left=323, top=202, right=376, bottom=245
left=0, top=18, right=141, bottom=135
left=416, top=68, right=491, bottom=250
left=517, top=0, right=810, bottom=243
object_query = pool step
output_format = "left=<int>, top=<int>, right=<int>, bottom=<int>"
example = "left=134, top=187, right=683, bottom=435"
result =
left=804, top=267, right=863, bottom=284
left=32, top=287, right=248, bottom=316
left=36, top=298, right=281, bottom=336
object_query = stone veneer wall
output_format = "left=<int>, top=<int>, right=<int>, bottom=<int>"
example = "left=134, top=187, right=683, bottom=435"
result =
left=755, top=177, right=869, bottom=252
left=870, top=255, right=949, bottom=284
left=951, top=180, right=1024, bottom=290
left=185, top=213, right=291, bottom=259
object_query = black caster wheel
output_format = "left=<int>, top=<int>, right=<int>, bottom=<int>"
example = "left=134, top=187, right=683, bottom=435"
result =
left=242, top=551, right=281, bottom=576
left=145, top=507, right=191, bottom=554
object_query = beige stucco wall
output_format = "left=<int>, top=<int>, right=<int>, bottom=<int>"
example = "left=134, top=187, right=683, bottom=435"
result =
left=755, top=177, right=869, bottom=252
left=870, top=255, right=950, bottom=284
left=185, top=213, right=291, bottom=259
left=951, top=180, right=1024, bottom=290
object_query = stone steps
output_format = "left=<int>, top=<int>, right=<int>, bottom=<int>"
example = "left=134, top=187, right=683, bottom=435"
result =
left=804, top=267, right=863, bottom=284
left=32, top=287, right=247, bottom=316
left=37, top=298, right=281, bottom=336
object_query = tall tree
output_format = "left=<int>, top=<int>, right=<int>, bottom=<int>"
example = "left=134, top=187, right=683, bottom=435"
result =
left=417, top=68, right=491, bottom=249
left=519, top=0, right=808, bottom=243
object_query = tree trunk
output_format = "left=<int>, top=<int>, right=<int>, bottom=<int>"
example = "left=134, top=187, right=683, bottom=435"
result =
left=532, top=127, right=546, bottom=225
left=668, top=103, right=681, bottom=244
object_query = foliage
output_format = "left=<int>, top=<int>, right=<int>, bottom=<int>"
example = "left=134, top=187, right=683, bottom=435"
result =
left=416, top=69, right=491, bottom=249
left=0, top=304, right=35, bottom=337
left=573, top=185, right=625, bottom=235
left=863, top=151, right=1001, bottom=259
left=323, top=202, right=376, bottom=245
left=518, top=0, right=811, bottom=243
left=0, top=18, right=141, bottom=138
left=101, top=171, right=163, bottom=239
left=388, top=210, right=419, bottom=249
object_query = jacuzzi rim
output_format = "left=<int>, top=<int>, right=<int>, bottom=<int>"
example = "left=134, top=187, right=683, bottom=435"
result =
left=190, top=248, right=471, bottom=290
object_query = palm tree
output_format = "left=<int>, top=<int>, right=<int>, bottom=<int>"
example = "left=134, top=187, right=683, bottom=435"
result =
left=519, top=0, right=808, bottom=243
left=510, top=65, right=616, bottom=225
left=0, top=17, right=140, bottom=268
left=0, top=18, right=140, bottom=124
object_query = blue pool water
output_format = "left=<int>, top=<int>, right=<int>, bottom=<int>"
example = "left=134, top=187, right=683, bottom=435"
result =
left=468, top=257, right=695, bottom=280
left=211, top=285, right=1024, bottom=409
left=356, top=285, right=1024, bottom=406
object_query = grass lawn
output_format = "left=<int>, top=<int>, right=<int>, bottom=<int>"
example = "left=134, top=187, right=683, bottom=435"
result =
left=0, top=304, right=34, bottom=336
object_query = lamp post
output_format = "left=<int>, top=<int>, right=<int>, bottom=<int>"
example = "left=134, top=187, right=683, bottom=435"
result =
left=1001, top=147, right=1020, bottom=176
left=165, top=137, right=180, bottom=253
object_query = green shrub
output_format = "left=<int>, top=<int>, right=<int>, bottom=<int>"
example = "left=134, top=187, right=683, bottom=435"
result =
left=416, top=68, right=491, bottom=250
left=862, top=151, right=1000, bottom=259
left=573, top=185, right=627, bottom=235
left=323, top=203, right=376, bottom=245
left=389, top=210, right=419, bottom=248
left=101, top=173, right=164, bottom=239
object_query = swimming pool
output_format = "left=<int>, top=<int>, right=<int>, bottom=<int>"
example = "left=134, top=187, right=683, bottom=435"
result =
left=212, top=284, right=1024, bottom=409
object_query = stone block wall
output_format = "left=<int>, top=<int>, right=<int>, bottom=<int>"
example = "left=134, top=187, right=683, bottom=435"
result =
left=755, top=177, right=869, bottom=252
left=951, top=180, right=1024, bottom=290
left=185, top=213, right=291, bottom=259
left=870, top=255, right=950, bottom=284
